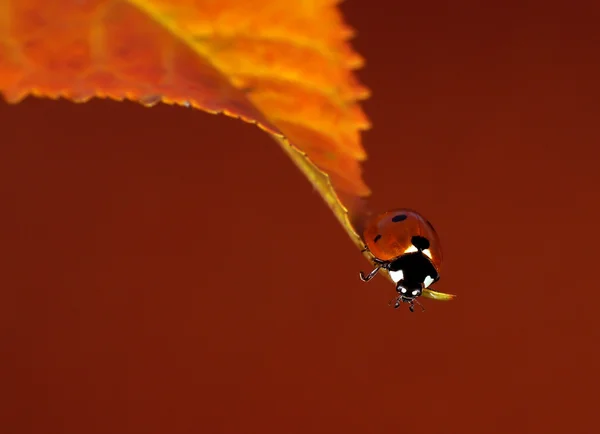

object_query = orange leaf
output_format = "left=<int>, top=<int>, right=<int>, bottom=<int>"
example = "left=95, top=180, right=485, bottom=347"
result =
left=0, top=0, right=371, bottom=250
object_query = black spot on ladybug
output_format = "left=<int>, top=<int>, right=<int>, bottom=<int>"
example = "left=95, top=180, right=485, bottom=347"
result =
left=411, top=235, right=430, bottom=251
left=392, top=214, right=407, bottom=222
left=373, top=234, right=382, bottom=243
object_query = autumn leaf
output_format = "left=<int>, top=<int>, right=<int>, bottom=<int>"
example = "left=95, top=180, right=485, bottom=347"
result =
left=0, top=0, right=455, bottom=301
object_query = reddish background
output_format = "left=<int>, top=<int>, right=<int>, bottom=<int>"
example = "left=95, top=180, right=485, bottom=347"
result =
left=2, top=1, right=599, bottom=433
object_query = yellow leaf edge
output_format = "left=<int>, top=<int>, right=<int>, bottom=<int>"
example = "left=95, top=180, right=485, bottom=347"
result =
left=272, top=134, right=364, bottom=248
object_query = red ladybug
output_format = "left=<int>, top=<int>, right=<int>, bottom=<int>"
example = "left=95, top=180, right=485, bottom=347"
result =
left=359, top=209, right=444, bottom=312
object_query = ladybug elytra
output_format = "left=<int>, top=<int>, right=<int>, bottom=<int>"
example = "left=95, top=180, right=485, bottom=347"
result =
left=360, top=209, right=445, bottom=312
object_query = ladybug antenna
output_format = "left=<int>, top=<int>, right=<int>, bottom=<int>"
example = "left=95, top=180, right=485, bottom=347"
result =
left=410, top=298, right=426, bottom=313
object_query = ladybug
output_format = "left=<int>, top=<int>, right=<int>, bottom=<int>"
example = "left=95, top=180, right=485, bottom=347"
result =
left=359, top=209, right=444, bottom=312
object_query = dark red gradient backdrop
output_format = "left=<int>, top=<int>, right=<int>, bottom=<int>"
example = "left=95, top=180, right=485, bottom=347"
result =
left=2, top=1, right=599, bottom=433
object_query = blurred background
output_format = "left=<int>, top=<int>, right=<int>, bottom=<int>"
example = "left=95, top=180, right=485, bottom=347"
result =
left=2, top=1, right=599, bottom=433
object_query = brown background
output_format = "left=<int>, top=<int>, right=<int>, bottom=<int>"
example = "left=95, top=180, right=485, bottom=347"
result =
left=2, top=1, right=600, bottom=433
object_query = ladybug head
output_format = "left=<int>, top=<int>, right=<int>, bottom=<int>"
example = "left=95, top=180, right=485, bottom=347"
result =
left=396, top=280, right=423, bottom=300
left=390, top=281, right=427, bottom=313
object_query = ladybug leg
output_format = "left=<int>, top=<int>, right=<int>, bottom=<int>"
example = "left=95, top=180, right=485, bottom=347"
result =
left=389, top=298, right=425, bottom=313
left=359, top=260, right=389, bottom=282
left=359, top=265, right=382, bottom=282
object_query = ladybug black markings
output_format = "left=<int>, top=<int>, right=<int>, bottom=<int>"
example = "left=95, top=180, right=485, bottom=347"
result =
left=411, top=235, right=430, bottom=251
